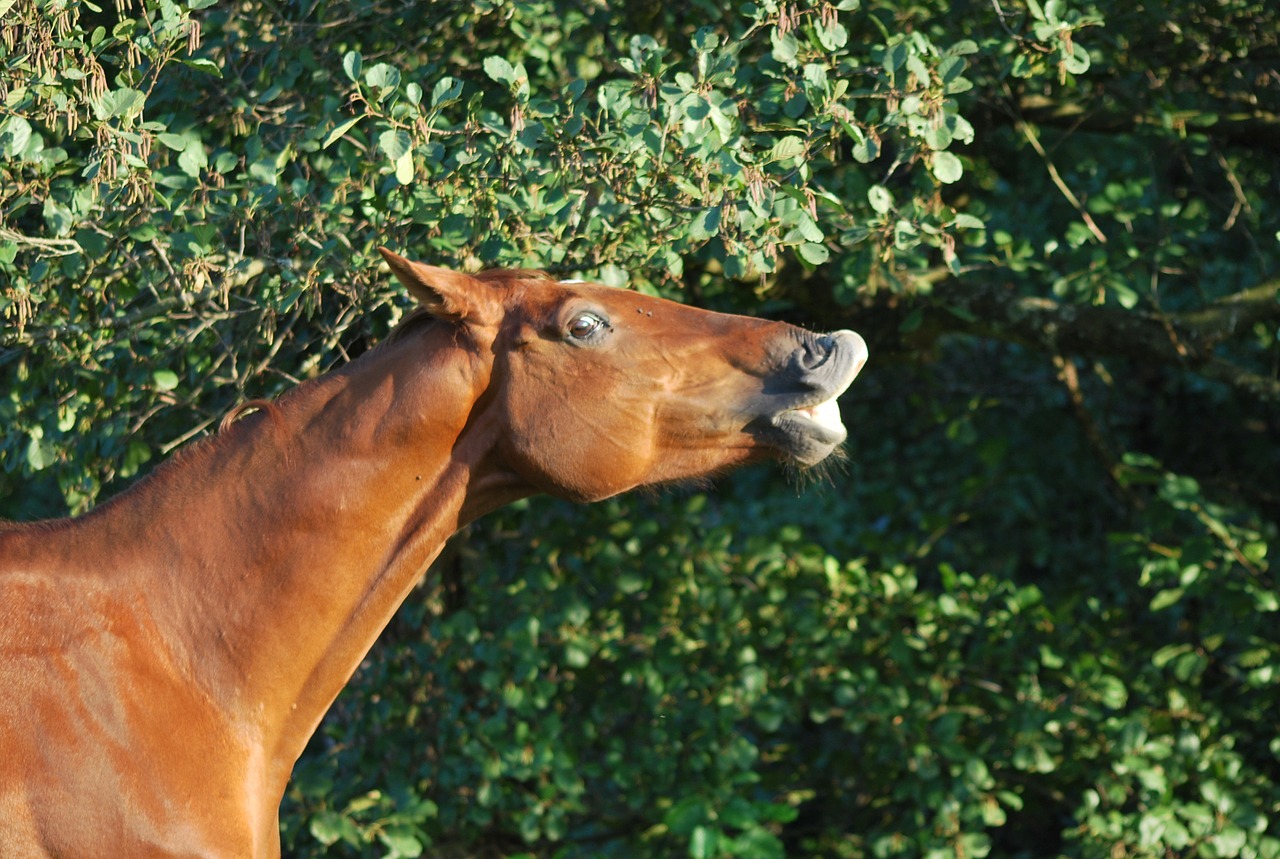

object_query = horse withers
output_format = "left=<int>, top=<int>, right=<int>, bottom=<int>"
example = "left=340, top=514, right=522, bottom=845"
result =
left=0, top=249, right=867, bottom=857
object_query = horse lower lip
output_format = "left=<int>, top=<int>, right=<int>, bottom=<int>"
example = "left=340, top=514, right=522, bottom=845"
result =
left=766, top=412, right=847, bottom=466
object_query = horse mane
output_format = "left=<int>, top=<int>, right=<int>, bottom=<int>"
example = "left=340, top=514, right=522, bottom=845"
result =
left=5, top=267, right=563, bottom=532
left=473, top=268, right=557, bottom=284
left=1, top=383, right=315, bottom=536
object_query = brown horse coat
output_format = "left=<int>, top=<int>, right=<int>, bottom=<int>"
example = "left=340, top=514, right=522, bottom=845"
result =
left=0, top=250, right=867, bottom=857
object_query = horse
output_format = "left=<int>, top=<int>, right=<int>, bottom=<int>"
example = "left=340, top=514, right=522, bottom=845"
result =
left=0, top=248, right=868, bottom=857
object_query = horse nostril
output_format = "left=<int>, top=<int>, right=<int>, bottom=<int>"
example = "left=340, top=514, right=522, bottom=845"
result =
left=801, top=335, right=834, bottom=371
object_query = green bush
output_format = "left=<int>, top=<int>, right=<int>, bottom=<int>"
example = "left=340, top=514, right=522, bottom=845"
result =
left=3, top=0, right=1277, bottom=855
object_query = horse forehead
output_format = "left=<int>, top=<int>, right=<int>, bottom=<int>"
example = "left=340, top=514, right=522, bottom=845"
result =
left=541, top=281, right=698, bottom=320
left=501, top=279, right=632, bottom=316
left=473, top=272, right=735, bottom=331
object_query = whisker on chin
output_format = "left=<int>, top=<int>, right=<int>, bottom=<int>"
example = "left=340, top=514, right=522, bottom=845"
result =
left=784, top=444, right=850, bottom=491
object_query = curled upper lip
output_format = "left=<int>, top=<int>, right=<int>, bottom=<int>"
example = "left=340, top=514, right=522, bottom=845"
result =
left=774, top=330, right=869, bottom=415
left=743, top=329, right=869, bottom=465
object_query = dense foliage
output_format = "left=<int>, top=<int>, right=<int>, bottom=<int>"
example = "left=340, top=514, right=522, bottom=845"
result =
left=3, top=0, right=1278, bottom=856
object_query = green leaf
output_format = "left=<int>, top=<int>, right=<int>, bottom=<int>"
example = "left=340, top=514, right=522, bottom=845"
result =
left=431, top=77, right=463, bottom=106
left=932, top=151, right=964, bottom=183
left=1152, top=643, right=1191, bottom=668
left=938, top=56, right=967, bottom=84
left=893, top=219, right=919, bottom=249
left=899, top=308, right=924, bottom=333
left=152, top=371, right=180, bottom=394
left=924, top=123, right=953, bottom=151
left=213, top=151, right=237, bottom=174
left=92, top=87, right=146, bottom=121
left=1064, top=42, right=1091, bottom=74
left=868, top=185, right=893, bottom=214
left=309, top=811, right=359, bottom=847
left=322, top=116, right=362, bottom=149
left=793, top=213, right=824, bottom=243
left=0, top=115, right=32, bottom=157
left=617, top=570, right=646, bottom=594
left=882, top=42, right=908, bottom=74
left=564, top=641, right=590, bottom=667
left=1209, top=827, right=1248, bottom=856
left=394, top=150, right=414, bottom=185
left=364, top=63, right=401, bottom=92
left=378, top=129, right=412, bottom=161
left=518, top=812, right=540, bottom=842
left=484, top=56, right=516, bottom=85
left=1108, top=279, right=1140, bottom=309
left=1150, top=588, right=1184, bottom=611
left=816, top=20, right=848, bottom=51
left=771, top=29, right=798, bottom=64
left=42, top=199, right=72, bottom=236
left=178, top=57, right=222, bottom=76
left=689, top=207, right=721, bottom=241
left=342, top=51, right=362, bottom=82
left=692, top=26, right=720, bottom=52
left=26, top=434, right=56, bottom=472
left=664, top=797, right=708, bottom=835
left=851, top=134, right=879, bottom=163
left=378, top=825, right=425, bottom=858
left=177, top=144, right=206, bottom=178
left=798, top=242, right=830, bottom=265
left=690, top=825, right=718, bottom=859
left=1096, top=675, right=1128, bottom=709
left=118, top=441, right=153, bottom=479
left=768, top=136, right=806, bottom=162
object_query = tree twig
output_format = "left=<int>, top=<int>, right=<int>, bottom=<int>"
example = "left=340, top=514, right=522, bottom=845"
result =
left=1014, top=118, right=1108, bottom=243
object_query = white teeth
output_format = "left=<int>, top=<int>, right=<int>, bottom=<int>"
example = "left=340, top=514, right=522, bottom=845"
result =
left=794, top=398, right=844, bottom=433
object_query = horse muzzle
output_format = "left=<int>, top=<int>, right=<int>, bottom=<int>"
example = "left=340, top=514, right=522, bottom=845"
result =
left=750, top=329, right=869, bottom=466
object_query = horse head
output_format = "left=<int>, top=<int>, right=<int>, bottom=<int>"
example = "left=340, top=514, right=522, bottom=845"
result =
left=379, top=248, right=868, bottom=502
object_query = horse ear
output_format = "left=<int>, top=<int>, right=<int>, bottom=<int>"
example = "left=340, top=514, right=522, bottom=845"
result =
left=378, top=247, right=476, bottom=321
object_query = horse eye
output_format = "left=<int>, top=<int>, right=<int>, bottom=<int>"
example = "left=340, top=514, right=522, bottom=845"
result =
left=568, top=312, right=606, bottom=340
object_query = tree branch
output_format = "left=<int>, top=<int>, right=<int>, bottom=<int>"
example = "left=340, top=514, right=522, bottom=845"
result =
left=1010, top=95, right=1280, bottom=152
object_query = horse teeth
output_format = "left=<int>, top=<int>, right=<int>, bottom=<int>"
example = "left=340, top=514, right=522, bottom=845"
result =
left=789, top=398, right=843, bottom=431
left=809, top=398, right=842, bottom=430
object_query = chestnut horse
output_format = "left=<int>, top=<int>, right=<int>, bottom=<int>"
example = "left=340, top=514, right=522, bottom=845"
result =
left=0, top=249, right=867, bottom=857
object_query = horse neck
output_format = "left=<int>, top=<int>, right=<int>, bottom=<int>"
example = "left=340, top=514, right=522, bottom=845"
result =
left=74, top=326, right=526, bottom=781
